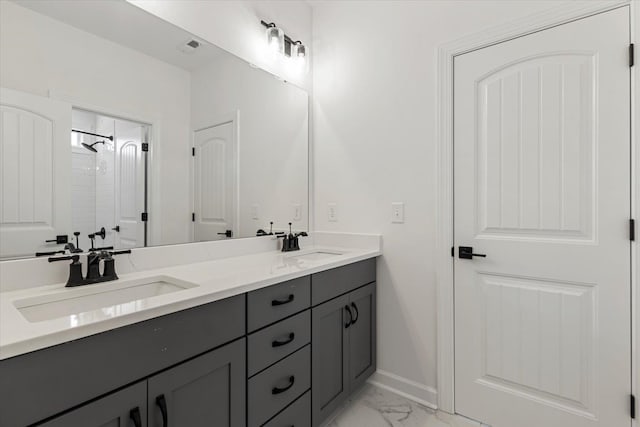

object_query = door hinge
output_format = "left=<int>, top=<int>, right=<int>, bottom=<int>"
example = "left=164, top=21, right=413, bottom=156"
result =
left=141, top=212, right=148, bottom=222
left=631, top=394, right=636, bottom=419
left=630, top=44, right=635, bottom=67
left=192, top=147, right=195, bottom=156
left=631, top=219, right=635, bottom=241
left=451, top=246, right=454, bottom=257
left=192, top=212, right=195, bottom=222
left=141, top=142, right=149, bottom=152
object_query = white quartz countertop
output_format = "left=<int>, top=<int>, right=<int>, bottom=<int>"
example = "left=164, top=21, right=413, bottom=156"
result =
left=0, top=245, right=380, bottom=360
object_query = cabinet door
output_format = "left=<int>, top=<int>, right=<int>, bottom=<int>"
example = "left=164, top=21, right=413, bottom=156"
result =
left=348, top=282, right=376, bottom=392
left=311, top=294, right=350, bottom=426
left=39, top=382, right=146, bottom=427
left=148, top=338, right=246, bottom=427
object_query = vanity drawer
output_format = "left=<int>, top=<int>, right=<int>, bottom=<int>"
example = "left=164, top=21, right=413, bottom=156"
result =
left=0, top=295, right=245, bottom=427
left=248, top=310, right=310, bottom=377
left=247, top=276, right=310, bottom=332
left=263, top=391, right=311, bottom=427
left=311, top=258, right=376, bottom=306
left=248, top=345, right=311, bottom=427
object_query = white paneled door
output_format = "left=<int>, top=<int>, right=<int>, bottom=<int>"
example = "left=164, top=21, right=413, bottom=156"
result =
left=114, top=120, right=146, bottom=249
left=0, top=88, right=72, bottom=258
left=453, top=7, right=631, bottom=427
left=193, top=121, right=237, bottom=241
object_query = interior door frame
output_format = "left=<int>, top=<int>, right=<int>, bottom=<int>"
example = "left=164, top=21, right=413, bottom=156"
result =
left=47, top=90, right=160, bottom=247
left=435, top=0, right=636, bottom=416
left=189, top=110, right=240, bottom=242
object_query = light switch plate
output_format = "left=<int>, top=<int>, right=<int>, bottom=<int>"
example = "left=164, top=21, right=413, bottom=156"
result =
left=391, top=202, right=404, bottom=223
left=251, top=204, right=259, bottom=220
left=293, top=204, right=301, bottom=221
left=328, top=203, right=338, bottom=222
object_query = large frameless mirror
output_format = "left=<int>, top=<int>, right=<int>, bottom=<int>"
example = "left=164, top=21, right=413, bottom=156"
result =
left=0, top=0, right=309, bottom=260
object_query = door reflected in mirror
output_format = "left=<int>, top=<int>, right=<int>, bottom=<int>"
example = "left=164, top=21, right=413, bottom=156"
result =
left=0, top=0, right=308, bottom=260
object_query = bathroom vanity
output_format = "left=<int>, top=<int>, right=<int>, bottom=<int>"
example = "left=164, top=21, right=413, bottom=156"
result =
left=0, top=2, right=377, bottom=426
left=0, top=248, right=378, bottom=427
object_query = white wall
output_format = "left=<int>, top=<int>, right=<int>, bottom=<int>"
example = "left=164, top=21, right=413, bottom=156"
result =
left=191, top=52, right=309, bottom=237
left=311, top=0, right=615, bottom=405
left=129, top=0, right=313, bottom=92
left=0, top=1, right=192, bottom=246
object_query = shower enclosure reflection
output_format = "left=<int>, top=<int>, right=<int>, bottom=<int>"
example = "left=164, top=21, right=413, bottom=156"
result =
left=70, top=109, right=148, bottom=252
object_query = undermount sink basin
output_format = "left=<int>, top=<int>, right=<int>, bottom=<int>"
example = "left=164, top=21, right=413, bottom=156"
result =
left=287, top=250, right=344, bottom=262
left=14, top=276, right=198, bottom=323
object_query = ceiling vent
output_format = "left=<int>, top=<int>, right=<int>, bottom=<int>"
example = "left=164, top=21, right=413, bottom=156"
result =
left=178, top=39, right=201, bottom=54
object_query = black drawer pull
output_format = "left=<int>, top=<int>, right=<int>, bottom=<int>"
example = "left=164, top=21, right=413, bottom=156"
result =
left=272, top=294, right=294, bottom=306
left=272, top=376, right=295, bottom=394
left=344, top=305, right=353, bottom=328
left=272, top=332, right=295, bottom=347
left=156, top=394, right=168, bottom=427
left=129, top=407, right=142, bottom=427
left=350, top=302, right=359, bottom=325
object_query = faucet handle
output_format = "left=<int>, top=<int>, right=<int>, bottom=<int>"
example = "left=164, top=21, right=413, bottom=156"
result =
left=109, top=249, right=132, bottom=256
left=88, top=233, right=96, bottom=251
left=36, top=250, right=66, bottom=257
left=48, top=255, right=80, bottom=264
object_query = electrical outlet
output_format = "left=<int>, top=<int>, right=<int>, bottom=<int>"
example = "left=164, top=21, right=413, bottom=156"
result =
left=251, top=204, right=259, bottom=220
left=328, top=203, right=338, bottom=222
left=293, top=204, right=302, bottom=221
left=391, top=202, right=404, bottom=223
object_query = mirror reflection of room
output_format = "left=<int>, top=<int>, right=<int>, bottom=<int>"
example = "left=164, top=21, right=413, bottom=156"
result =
left=0, top=0, right=308, bottom=260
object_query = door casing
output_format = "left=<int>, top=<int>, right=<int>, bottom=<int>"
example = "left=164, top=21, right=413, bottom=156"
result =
left=435, top=0, right=637, bottom=418
left=190, top=110, right=240, bottom=242
left=47, top=90, right=160, bottom=247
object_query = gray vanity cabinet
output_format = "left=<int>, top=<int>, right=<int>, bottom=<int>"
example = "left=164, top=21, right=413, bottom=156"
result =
left=39, top=382, right=147, bottom=427
left=311, top=260, right=377, bottom=427
left=347, top=283, right=377, bottom=392
left=1, top=258, right=376, bottom=427
left=39, top=339, right=246, bottom=427
left=311, top=293, right=351, bottom=425
left=148, top=338, right=246, bottom=427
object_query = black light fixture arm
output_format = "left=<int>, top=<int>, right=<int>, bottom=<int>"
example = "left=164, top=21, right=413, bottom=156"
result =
left=72, top=128, right=114, bottom=141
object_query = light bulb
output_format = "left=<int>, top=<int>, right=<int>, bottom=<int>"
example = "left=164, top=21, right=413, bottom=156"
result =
left=292, top=42, right=307, bottom=72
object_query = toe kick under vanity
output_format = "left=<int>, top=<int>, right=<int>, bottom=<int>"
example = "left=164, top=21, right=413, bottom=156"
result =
left=0, top=245, right=379, bottom=427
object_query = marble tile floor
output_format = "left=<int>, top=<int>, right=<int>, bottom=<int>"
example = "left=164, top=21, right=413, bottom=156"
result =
left=323, top=383, right=490, bottom=427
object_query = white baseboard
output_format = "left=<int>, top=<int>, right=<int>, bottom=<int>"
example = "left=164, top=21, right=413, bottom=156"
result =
left=367, top=370, right=438, bottom=410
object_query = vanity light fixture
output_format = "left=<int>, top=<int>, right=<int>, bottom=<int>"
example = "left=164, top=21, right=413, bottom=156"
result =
left=261, top=20, right=307, bottom=67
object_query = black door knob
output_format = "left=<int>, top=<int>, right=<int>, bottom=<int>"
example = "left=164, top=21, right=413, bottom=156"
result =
left=217, top=229, right=233, bottom=238
left=112, top=225, right=120, bottom=232
left=459, top=246, right=487, bottom=259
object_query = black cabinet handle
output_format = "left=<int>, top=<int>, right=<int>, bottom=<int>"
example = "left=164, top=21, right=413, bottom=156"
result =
left=272, top=332, right=295, bottom=347
left=272, top=294, right=294, bottom=306
left=156, top=394, right=168, bottom=427
left=344, top=305, right=353, bottom=328
left=112, top=225, right=120, bottom=232
left=272, top=376, right=295, bottom=395
left=129, top=407, right=142, bottom=427
left=350, top=302, right=359, bottom=325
